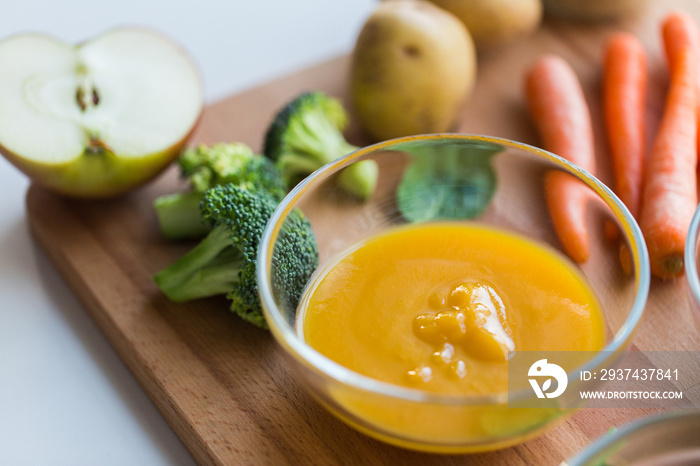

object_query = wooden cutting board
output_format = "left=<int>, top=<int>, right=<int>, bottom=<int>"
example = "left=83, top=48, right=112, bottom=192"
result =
left=25, top=1, right=700, bottom=464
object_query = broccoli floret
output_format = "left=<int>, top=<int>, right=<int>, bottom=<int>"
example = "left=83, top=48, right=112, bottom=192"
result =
left=179, top=143, right=286, bottom=199
left=154, top=143, right=287, bottom=239
left=263, top=91, right=378, bottom=200
left=153, top=184, right=319, bottom=329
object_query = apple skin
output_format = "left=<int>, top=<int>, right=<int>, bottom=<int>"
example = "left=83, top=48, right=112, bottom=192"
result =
left=0, top=121, right=199, bottom=199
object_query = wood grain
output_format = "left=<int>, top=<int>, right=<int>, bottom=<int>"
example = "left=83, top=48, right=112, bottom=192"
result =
left=25, top=1, right=700, bottom=464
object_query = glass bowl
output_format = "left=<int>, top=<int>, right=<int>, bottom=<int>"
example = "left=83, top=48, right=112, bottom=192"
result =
left=684, top=204, right=700, bottom=329
left=257, top=134, right=650, bottom=453
left=564, top=410, right=700, bottom=465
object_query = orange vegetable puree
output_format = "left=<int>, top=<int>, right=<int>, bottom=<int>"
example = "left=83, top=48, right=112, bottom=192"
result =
left=298, top=223, right=605, bottom=396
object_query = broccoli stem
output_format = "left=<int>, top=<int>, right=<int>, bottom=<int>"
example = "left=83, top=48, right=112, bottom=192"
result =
left=338, top=158, right=379, bottom=200
left=276, top=153, right=325, bottom=185
left=154, top=225, right=241, bottom=302
left=308, top=138, right=379, bottom=200
left=332, top=141, right=378, bottom=201
left=154, top=191, right=211, bottom=239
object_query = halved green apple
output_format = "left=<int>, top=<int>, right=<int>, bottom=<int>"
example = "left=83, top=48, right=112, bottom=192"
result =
left=0, top=28, right=203, bottom=198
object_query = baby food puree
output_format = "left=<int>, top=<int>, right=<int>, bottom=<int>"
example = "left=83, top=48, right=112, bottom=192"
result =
left=299, top=223, right=605, bottom=396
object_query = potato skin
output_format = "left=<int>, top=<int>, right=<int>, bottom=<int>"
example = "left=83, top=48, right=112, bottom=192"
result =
left=351, top=0, right=476, bottom=142
left=428, top=0, right=542, bottom=49
left=542, top=0, right=644, bottom=21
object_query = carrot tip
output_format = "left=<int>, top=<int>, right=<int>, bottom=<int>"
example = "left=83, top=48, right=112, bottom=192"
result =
left=619, top=243, right=633, bottom=276
left=659, top=253, right=684, bottom=279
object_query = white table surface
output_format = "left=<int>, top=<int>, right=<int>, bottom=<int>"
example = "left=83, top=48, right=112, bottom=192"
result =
left=0, top=1, right=374, bottom=463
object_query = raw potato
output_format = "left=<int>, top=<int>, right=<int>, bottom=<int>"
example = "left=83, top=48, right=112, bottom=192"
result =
left=351, top=0, right=476, bottom=141
left=428, top=0, right=542, bottom=49
left=542, top=0, right=645, bottom=21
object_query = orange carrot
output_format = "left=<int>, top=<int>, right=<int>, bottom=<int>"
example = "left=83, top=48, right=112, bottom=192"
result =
left=661, top=11, right=700, bottom=159
left=640, top=46, right=697, bottom=279
left=525, top=55, right=596, bottom=263
left=603, top=33, right=647, bottom=226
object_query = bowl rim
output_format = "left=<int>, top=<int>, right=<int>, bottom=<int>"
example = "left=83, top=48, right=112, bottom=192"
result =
left=563, top=409, right=700, bottom=465
left=257, top=133, right=651, bottom=406
left=684, top=204, right=700, bottom=308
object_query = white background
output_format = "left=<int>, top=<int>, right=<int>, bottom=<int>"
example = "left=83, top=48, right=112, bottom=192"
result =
left=0, top=1, right=374, bottom=463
